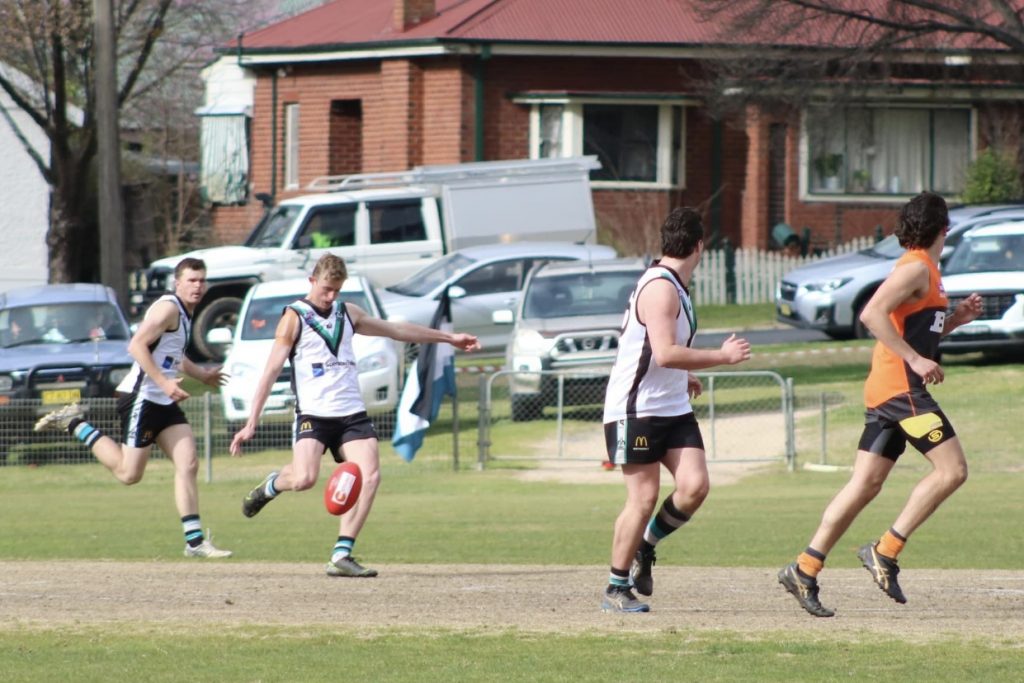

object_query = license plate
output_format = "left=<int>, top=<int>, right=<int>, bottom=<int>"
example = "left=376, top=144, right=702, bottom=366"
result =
left=779, top=303, right=792, bottom=317
left=41, top=388, right=81, bottom=405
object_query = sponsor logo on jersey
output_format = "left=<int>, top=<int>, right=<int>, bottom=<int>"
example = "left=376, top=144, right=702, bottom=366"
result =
left=161, top=355, right=174, bottom=369
left=312, top=362, right=325, bottom=378
left=927, top=429, right=943, bottom=443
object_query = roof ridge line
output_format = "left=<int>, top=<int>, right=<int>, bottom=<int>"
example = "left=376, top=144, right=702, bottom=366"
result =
left=442, top=0, right=506, bottom=37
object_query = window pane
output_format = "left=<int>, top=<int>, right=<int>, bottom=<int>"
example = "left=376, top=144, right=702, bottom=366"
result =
left=369, top=201, right=427, bottom=244
left=584, top=104, right=658, bottom=182
left=296, top=205, right=357, bottom=248
left=457, top=260, right=524, bottom=296
left=932, top=110, right=971, bottom=193
left=285, top=104, right=300, bottom=188
left=539, top=104, right=564, bottom=158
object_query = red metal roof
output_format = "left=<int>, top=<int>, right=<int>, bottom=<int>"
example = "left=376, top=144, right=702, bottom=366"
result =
left=238, top=0, right=1014, bottom=52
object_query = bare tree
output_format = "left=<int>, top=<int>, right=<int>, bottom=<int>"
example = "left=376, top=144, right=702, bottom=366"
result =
left=0, top=0, right=326, bottom=283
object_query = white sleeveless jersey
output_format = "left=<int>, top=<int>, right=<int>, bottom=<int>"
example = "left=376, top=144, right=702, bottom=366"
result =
left=288, top=299, right=364, bottom=418
left=116, top=295, right=190, bottom=405
left=603, top=264, right=696, bottom=421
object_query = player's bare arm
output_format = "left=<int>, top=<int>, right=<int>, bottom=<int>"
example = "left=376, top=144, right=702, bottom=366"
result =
left=942, top=292, right=983, bottom=336
left=229, top=310, right=300, bottom=456
left=641, top=279, right=751, bottom=370
left=183, top=358, right=228, bottom=388
left=128, top=299, right=190, bottom=402
left=860, top=260, right=943, bottom=384
left=347, top=303, right=481, bottom=351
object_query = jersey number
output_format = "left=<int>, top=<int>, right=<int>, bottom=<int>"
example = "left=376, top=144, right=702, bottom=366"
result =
left=929, top=310, right=946, bottom=333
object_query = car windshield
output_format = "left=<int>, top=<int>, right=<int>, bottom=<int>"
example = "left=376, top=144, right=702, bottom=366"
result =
left=522, top=270, right=641, bottom=320
left=386, top=253, right=476, bottom=297
left=943, top=234, right=1024, bottom=275
left=240, top=292, right=371, bottom=340
left=1, top=302, right=129, bottom=348
left=245, top=205, right=303, bottom=248
left=864, top=234, right=905, bottom=259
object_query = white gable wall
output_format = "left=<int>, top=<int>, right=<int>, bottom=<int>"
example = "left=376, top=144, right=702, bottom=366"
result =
left=0, top=87, right=50, bottom=293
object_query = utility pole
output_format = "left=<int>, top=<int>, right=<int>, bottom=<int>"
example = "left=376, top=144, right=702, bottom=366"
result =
left=94, top=0, right=126, bottom=306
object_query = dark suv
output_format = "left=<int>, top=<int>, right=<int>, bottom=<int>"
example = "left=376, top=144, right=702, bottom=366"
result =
left=0, top=284, right=133, bottom=463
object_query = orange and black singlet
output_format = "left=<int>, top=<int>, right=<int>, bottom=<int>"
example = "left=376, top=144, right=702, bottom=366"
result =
left=863, top=249, right=948, bottom=409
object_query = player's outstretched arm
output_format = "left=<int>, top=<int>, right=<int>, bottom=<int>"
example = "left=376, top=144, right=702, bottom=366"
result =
left=348, top=304, right=481, bottom=351
left=230, top=311, right=298, bottom=456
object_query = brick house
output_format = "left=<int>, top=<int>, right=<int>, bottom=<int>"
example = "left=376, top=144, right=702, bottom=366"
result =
left=198, top=0, right=1024, bottom=254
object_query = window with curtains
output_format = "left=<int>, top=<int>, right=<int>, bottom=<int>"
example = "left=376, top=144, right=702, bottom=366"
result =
left=805, top=105, right=972, bottom=197
left=284, top=103, right=300, bottom=189
left=199, top=115, right=250, bottom=204
left=529, top=100, right=686, bottom=188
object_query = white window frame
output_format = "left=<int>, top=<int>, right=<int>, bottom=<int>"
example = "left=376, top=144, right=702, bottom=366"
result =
left=284, top=103, right=301, bottom=190
left=524, top=97, right=690, bottom=190
left=799, top=103, right=976, bottom=204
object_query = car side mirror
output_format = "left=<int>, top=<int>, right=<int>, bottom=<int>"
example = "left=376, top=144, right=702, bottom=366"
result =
left=206, top=327, right=234, bottom=345
left=447, top=285, right=467, bottom=300
left=492, top=309, right=514, bottom=325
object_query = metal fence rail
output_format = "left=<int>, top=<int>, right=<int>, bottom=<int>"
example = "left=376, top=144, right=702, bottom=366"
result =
left=477, top=369, right=795, bottom=469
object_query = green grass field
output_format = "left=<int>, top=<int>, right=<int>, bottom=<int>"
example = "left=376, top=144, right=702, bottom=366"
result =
left=2, top=330, right=1022, bottom=682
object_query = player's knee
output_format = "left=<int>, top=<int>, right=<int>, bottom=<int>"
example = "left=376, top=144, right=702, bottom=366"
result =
left=679, top=477, right=709, bottom=504
left=177, top=456, right=198, bottom=478
left=941, top=461, right=968, bottom=491
left=119, top=470, right=144, bottom=486
left=291, top=472, right=317, bottom=491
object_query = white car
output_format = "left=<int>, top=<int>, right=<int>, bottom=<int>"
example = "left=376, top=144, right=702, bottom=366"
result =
left=940, top=221, right=1024, bottom=356
left=214, top=275, right=402, bottom=426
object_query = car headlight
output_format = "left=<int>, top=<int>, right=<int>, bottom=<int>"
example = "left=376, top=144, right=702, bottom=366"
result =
left=0, top=375, right=13, bottom=392
left=357, top=352, right=388, bottom=374
left=108, top=368, right=131, bottom=385
left=803, top=277, right=853, bottom=293
left=512, top=329, right=555, bottom=356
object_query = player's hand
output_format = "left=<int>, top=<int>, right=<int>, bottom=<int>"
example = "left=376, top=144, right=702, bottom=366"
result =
left=162, top=377, right=190, bottom=402
left=954, top=293, right=983, bottom=326
left=721, top=333, right=752, bottom=364
left=910, top=356, right=944, bottom=385
left=450, top=333, right=481, bottom=352
left=229, top=424, right=255, bottom=457
left=687, top=374, right=703, bottom=399
left=203, top=365, right=229, bottom=388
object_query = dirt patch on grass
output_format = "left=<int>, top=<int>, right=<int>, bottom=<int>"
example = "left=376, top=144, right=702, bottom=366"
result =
left=2, top=560, right=1022, bottom=642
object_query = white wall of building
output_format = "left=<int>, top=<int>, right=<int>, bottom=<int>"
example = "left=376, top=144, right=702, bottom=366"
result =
left=0, top=87, right=50, bottom=293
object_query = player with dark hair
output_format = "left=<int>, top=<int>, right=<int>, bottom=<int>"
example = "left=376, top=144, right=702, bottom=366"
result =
left=779, top=191, right=984, bottom=617
left=230, top=254, right=480, bottom=577
left=35, top=257, right=233, bottom=558
left=601, top=207, right=752, bottom=613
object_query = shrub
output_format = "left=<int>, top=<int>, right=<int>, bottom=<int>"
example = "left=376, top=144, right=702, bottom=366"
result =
left=961, top=148, right=1023, bottom=204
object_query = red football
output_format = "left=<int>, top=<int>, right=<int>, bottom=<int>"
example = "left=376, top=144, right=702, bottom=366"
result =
left=324, top=461, right=362, bottom=516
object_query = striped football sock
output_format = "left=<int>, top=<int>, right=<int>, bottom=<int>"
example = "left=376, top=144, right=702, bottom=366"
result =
left=331, top=536, right=355, bottom=563
left=641, top=496, right=691, bottom=548
left=608, top=567, right=630, bottom=590
left=182, top=515, right=204, bottom=548
left=71, top=421, right=103, bottom=448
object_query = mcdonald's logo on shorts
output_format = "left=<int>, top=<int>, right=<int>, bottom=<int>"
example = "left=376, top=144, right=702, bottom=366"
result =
left=634, top=435, right=649, bottom=450
left=300, top=420, right=313, bottom=432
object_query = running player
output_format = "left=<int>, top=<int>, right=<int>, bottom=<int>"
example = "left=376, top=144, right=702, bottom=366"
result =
left=601, top=207, right=752, bottom=613
left=35, top=257, right=233, bottom=558
left=230, top=254, right=479, bottom=577
left=778, top=191, right=983, bottom=617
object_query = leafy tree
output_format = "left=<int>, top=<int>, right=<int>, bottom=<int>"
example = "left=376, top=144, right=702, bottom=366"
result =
left=961, top=148, right=1023, bottom=203
left=0, top=1, right=325, bottom=283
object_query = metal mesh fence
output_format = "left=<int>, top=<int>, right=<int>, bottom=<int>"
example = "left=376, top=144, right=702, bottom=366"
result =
left=477, top=369, right=795, bottom=468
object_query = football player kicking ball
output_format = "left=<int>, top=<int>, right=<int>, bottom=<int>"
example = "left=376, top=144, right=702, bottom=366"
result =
left=230, top=254, right=479, bottom=577
left=35, top=257, right=232, bottom=558
left=778, top=191, right=983, bottom=617
left=601, top=207, right=751, bottom=613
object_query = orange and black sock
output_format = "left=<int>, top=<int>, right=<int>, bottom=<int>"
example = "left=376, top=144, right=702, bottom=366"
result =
left=797, top=547, right=826, bottom=578
left=876, top=528, right=906, bottom=559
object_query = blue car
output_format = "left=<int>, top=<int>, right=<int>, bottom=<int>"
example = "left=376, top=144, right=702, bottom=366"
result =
left=0, top=283, right=133, bottom=462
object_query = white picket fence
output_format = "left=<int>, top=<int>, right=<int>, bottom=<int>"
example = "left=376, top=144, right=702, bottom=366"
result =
left=692, top=236, right=876, bottom=305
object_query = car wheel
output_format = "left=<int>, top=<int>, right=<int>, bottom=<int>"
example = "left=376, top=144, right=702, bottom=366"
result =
left=193, top=297, right=243, bottom=362
left=510, top=395, right=542, bottom=422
